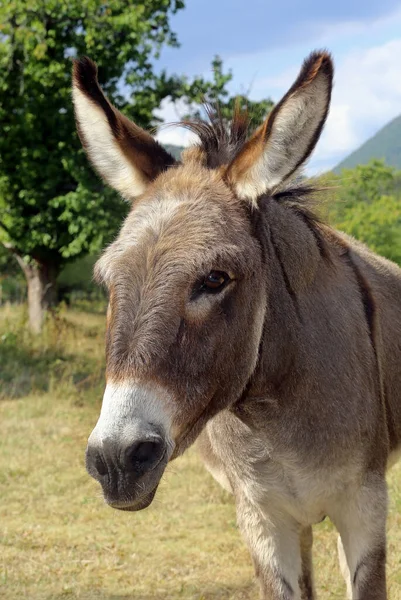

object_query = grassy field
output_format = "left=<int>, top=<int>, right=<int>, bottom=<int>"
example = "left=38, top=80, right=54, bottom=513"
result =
left=1, top=304, right=401, bottom=600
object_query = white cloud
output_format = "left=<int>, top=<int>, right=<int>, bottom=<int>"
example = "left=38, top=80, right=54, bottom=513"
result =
left=254, top=66, right=298, bottom=93
left=154, top=98, right=197, bottom=148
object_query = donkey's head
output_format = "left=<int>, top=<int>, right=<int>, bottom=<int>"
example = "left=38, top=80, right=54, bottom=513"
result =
left=73, top=51, right=333, bottom=510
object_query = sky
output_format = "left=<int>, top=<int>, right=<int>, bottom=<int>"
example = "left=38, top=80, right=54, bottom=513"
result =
left=153, top=0, right=401, bottom=174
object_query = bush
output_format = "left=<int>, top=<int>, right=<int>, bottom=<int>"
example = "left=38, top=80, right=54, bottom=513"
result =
left=327, top=160, right=401, bottom=265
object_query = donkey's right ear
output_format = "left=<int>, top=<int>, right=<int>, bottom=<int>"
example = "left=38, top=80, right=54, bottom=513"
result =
left=226, top=51, right=333, bottom=202
left=72, top=57, right=176, bottom=200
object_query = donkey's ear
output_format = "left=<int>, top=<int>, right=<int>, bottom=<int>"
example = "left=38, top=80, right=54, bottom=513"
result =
left=226, top=51, right=333, bottom=202
left=72, top=57, right=176, bottom=200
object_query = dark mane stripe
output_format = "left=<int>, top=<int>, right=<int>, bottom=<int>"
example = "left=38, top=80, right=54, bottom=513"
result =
left=274, top=187, right=332, bottom=262
left=341, top=248, right=397, bottom=451
left=269, top=226, right=303, bottom=322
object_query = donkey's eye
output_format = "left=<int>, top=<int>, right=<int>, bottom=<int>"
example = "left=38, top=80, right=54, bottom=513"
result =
left=201, top=271, right=231, bottom=293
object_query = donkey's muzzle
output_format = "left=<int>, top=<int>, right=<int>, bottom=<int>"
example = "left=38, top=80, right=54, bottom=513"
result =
left=85, top=436, right=168, bottom=510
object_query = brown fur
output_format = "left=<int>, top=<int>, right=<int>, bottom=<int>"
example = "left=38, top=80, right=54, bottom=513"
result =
left=74, top=51, right=401, bottom=599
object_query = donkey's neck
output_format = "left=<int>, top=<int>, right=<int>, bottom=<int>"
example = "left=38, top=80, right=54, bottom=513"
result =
left=250, top=197, right=324, bottom=396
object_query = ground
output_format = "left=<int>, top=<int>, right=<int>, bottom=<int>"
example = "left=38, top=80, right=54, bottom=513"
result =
left=1, top=305, right=401, bottom=599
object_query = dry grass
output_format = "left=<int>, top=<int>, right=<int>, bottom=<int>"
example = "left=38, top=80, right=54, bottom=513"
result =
left=1, top=305, right=401, bottom=599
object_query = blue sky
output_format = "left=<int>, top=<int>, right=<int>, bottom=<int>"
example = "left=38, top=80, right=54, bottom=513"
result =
left=154, top=0, right=401, bottom=173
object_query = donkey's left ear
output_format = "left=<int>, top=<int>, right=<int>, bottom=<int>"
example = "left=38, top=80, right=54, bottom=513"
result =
left=72, top=57, right=176, bottom=200
left=226, top=51, right=333, bottom=202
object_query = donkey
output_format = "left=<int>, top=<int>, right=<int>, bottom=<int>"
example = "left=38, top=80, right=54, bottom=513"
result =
left=72, top=50, right=401, bottom=600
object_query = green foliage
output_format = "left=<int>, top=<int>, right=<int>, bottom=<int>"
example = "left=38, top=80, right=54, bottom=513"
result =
left=335, top=160, right=400, bottom=206
left=329, top=160, right=401, bottom=264
left=0, top=244, right=20, bottom=276
left=334, top=114, right=401, bottom=172
left=0, top=0, right=189, bottom=268
left=0, top=245, right=25, bottom=305
left=57, top=253, right=105, bottom=304
left=335, top=194, right=401, bottom=264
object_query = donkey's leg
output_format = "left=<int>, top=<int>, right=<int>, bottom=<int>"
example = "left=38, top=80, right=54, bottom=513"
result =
left=299, top=526, right=316, bottom=600
left=330, top=474, right=388, bottom=600
left=236, top=498, right=302, bottom=600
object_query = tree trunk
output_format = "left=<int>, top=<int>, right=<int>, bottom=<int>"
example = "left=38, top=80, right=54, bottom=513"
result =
left=1, top=241, right=59, bottom=333
left=24, top=262, right=58, bottom=334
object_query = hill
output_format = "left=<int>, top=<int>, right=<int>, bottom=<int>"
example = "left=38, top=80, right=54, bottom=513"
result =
left=163, top=144, right=184, bottom=160
left=334, top=114, right=401, bottom=173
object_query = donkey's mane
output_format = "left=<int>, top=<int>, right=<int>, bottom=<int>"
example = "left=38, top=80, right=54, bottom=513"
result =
left=179, top=103, right=251, bottom=169
left=179, top=104, right=330, bottom=257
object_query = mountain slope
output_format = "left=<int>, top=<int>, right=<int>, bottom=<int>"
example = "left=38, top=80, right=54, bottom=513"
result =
left=334, top=114, right=401, bottom=173
left=163, top=144, right=184, bottom=160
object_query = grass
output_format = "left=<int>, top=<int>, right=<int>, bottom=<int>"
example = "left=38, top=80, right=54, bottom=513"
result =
left=1, top=304, right=401, bottom=599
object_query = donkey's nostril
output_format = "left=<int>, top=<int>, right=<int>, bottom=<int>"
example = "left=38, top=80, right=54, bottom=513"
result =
left=95, top=455, right=108, bottom=476
left=86, top=437, right=167, bottom=483
left=125, top=439, right=165, bottom=472
left=86, top=446, right=108, bottom=480
left=135, top=441, right=158, bottom=463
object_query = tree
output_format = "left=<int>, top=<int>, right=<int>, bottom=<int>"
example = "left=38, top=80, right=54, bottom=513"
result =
left=0, top=1, right=273, bottom=332
left=178, top=55, right=274, bottom=126
left=329, top=161, right=401, bottom=265
left=335, top=160, right=400, bottom=207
